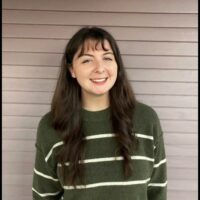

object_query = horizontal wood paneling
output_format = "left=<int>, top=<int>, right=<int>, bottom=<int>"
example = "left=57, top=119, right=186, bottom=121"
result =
left=3, top=185, right=31, bottom=199
left=3, top=52, right=198, bottom=69
left=3, top=78, right=198, bottom=95
left=3, top=24, right=198, bottom=42
left=3, top=151, right=36, bottom=163
left=130, top=82, right=197, bottom=96
left=168, top=191, right=197, bottom=200
left=3, top=0, right=198, bottom=13
left=3, top=91, right=198, bottom=108
left=169, top=180, right=198, bottom=191
left=3, top=103, right=198, bottom=121
left=2, top=116, right=198, bottom=133
left=3, top=10, right=197, bottom=28
left=3, top=38, right=198, bottom=56
left=161, top=120, right=197, bottom=133
left=3, top=66, right=198, bottom=82
left=3, top=163, right=34, bottom=174
left=2, top=91, right=53, bottom=104
left=3, top=128, right=36, bottom=140
left=136, top=95, right=198, bottom=108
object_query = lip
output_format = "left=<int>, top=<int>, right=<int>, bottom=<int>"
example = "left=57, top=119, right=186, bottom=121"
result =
left=90, top=78, right=108, bottom=85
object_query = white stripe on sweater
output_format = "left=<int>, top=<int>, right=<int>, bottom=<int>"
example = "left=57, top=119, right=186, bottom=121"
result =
left=148, top=181, right=168, bottom=187
left=45, top=133, right=154, bottom=162
left=85, top=133, right=115, bottom=140
left=34, top=168, right=59, bottom=181
left=45, top=141, right=64, bottom=162
left=154, top=158, right=167, bottom=168
left=135, top=133, right=153, bottom=140
left=57, top=155, right=155, bottom=167
left=63, top=178, right=151, bottom=190
left=32, top=187, right=61, bottom=197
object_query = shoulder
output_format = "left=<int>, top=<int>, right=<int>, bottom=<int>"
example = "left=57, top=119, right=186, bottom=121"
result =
left=134, top=101, right=159, bottom=123
left=38, top=111, right=53, bottom=131
left=133, top=101, right=163, bottom=138
left=36, top=111, right=62, bottom=151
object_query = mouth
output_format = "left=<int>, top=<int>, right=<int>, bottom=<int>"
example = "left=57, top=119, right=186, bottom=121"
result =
left=90, top=78, right=108, bottom=84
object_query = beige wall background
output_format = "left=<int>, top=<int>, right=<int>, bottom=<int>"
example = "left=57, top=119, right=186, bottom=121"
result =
left=2, top=0, right=198, bottom=199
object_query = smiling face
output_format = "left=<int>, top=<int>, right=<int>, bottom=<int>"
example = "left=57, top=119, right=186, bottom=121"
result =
left=70, top=39, right=118, bottom=103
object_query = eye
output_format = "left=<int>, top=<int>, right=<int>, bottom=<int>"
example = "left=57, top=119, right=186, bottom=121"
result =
left=104, top=57, right=113, bottom=61
left=82, top=59, right=92, bottom=64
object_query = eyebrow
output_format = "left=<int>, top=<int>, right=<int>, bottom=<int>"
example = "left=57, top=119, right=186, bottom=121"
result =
left=78, top=53, right=93, bottom=58
left=103, top=52, right=114, bottom=56
left=78, top=51, right=114, bottom=58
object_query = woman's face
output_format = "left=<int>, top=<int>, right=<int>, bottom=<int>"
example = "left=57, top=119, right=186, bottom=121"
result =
left=70, top=39, right=118, bottom=99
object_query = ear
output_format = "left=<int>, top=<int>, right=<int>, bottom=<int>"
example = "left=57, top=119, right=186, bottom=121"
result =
left=69, top=67, right=76, bottom=78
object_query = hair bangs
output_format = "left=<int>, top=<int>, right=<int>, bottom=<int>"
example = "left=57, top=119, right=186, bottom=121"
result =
left=77, top=37, right=111, bottom=58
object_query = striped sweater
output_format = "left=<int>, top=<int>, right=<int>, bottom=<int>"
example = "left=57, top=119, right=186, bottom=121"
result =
left=32, top=101, right=167, bottom=200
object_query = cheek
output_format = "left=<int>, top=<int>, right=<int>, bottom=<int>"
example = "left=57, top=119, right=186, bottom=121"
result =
left=73, top=67, right=87, bottom=79
left=109, top=65, right=118, bottom=78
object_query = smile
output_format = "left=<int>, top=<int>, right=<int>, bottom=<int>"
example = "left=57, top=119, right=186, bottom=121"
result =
left=90, top=78, right=108, bottom=84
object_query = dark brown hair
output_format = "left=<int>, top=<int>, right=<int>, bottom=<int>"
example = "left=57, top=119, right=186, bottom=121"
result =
left=51, top=26, right=137, bottom=187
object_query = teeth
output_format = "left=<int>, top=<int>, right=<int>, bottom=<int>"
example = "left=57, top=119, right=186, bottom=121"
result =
left=92, top=78, right=106, bottom=82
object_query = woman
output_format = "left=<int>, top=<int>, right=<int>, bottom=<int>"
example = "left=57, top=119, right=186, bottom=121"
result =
left=32, top=26, right=167, bottom=200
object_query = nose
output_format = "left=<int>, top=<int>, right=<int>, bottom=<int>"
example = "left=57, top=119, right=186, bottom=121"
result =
left=94, top=60, right=105, bottom=73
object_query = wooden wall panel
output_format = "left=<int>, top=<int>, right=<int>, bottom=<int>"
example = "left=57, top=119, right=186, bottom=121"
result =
left=3, top=116, right=198, bottom=133
left=3, top=66, right=198, bottom=82
left=3, top=0, right=197, bottom=13
left=3, top=52, right=198, bottom=69
left=3, top=78, right=198, bottom=95
left=3, top=10, right=197, bottom=27
left=3, top=103, right=198, bottom=121
left=3, top=91, right=198, bottom=107
left=3, top=24, right=198, bottom=42
left=3, top=38, right=198, bottom=56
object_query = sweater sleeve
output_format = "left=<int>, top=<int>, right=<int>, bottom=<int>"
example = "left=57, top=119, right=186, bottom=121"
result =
left=147, top=114, right=167, bottom=200
left=32, top=116, right=64, bottom=200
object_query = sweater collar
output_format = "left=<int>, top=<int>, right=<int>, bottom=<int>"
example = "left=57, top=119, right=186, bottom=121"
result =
left=81, top=107, right=111, bottom=121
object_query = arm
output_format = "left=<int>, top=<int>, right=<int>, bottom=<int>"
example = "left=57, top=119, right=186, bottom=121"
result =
left=147, top=126, right=167, bottom=200
left=32, top=117, right=64, bottom=200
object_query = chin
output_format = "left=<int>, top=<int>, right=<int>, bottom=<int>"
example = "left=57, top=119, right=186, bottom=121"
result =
left=82, top=87, right=111, bottom=97
left=93, top=92, right=108, bottom=96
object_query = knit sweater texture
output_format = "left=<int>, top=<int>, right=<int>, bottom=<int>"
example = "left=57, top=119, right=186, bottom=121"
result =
left=32, top=101, right=167, bottom=200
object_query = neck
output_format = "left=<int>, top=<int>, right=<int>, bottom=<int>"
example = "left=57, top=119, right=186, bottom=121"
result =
left=82, top=92, right=110, bottom=111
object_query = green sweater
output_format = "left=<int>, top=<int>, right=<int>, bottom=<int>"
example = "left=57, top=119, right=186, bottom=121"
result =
left=32, top=102, right=167, bottom=200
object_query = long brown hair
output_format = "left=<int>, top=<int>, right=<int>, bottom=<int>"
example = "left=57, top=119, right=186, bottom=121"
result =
left=51, top=26, right=137, bottom=187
